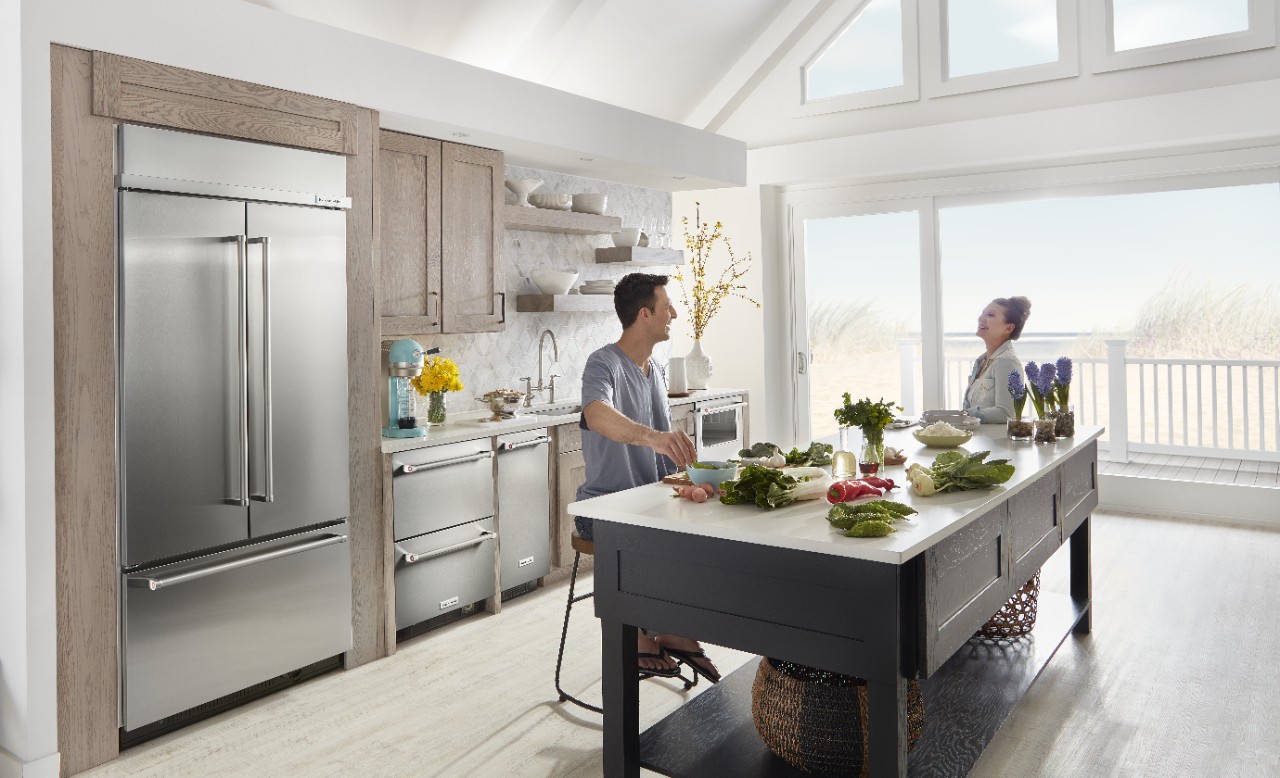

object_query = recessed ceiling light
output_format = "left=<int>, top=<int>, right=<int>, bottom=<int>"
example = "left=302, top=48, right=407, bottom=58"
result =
left=580, top=157, right=594, bottom=162
left=451, top=132, right=470, bottom=138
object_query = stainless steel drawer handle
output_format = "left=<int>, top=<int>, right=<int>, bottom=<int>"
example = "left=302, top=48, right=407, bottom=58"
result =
left=126, top=534, right=347, bottom=591
left=502, top=436, right=551, bottom=452
left=394, top=450, right=493, bottom=475
left=397, top=530, right=496, bottom=564
left=698, top=401, right=746, bottom=417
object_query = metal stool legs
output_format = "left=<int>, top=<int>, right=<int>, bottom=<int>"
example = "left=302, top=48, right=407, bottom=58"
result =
left=554, top=549, right=697, bottom=715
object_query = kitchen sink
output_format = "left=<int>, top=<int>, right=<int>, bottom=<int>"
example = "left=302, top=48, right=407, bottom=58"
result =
left=524, top=403, right=581, bottom=417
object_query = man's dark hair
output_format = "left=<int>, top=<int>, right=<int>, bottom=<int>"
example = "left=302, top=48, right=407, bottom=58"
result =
left=613, top=273, right=669, bottom=329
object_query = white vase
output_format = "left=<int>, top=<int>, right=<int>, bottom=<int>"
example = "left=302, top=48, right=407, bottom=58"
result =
left=685, top=339, right=712, bottom=390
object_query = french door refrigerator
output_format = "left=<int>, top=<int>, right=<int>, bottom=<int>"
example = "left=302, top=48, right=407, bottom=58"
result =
left=117, top=124, right=352, bottom=735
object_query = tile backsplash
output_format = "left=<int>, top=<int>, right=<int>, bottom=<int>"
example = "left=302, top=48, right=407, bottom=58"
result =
left=381, top=164, right=674, bottom=415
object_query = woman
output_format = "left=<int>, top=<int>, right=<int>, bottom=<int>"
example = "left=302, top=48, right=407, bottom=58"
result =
left=962, top=296, right=1032, bottom=423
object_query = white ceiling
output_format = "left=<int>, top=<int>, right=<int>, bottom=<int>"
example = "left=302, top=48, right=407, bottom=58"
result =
left=242, top=0, right=790, bottom=127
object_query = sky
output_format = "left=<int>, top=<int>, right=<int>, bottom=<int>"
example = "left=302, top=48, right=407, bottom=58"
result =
left=804, top=182, right=1280, bottom=336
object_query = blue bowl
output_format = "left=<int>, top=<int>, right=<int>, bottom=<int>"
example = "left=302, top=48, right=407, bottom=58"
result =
left=685, top=461, right=737, bottom=488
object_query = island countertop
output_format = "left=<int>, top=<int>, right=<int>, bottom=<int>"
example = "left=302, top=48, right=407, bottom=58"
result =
left=570, top=424, right=1103, bottom=565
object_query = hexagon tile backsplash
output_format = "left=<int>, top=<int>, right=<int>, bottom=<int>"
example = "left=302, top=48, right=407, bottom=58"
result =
left=382, top=164, right=676, bottom=413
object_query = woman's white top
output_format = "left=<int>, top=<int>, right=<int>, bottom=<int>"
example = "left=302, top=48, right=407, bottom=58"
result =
left=961, top=339, right=1021, bottom=423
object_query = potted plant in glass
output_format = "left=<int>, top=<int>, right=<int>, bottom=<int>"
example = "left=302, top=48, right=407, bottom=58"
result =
left=674, top=202, right=760, bottom=389
left=411, top=355, right=465, bottom=426
left=1051, top=356, right=1075, bottom=437
left=1006, top=371, right=1033, bottom=440
left=1024, top=362, right=1058, bottom=444
left=834, top=394, right=901, bottom=476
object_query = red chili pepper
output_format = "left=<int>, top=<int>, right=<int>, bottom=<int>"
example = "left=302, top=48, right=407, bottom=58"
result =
left=827, top=481, right=854, bottom=503
left=859, top=476, right=896, bottom=491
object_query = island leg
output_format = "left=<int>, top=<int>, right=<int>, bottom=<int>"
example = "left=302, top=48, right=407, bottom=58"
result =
left=1070, top=516, right=1092, bottom=634
left=601, top=619, right=640, bottom=778
left=865, top=676, right=908, bottom=778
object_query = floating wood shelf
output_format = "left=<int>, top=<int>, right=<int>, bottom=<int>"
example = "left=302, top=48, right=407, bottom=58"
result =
left=515, top=294, right=615, bottom=313
left=594, top=247, right=685, bottom=266
left=502, top=204, right=621, bottom=235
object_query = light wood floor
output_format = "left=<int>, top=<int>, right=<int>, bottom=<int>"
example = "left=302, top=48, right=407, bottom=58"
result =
left=1099, top=451, right=1280, bottom=488
left=83, top=511, right=1280, bottom=778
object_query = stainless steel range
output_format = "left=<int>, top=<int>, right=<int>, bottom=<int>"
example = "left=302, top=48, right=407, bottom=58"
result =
left=116, top=124, right=353, bottom=736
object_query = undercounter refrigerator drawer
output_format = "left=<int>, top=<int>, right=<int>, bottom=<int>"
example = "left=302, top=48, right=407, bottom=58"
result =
left=395, top=518, right=497, bottom=629
left=122, top=524, right=352, bottom=731
left=496, top=430, right=552, bottom=591
left=392, top=440, right=495, bottom=539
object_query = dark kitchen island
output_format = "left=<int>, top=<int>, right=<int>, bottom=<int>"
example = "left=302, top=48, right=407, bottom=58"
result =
left=569, top=426, right=1101, bottom=778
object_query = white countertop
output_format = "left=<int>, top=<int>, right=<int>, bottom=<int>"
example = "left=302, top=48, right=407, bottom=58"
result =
left=569, top=425, right=1103, bottom=565
left=380, top=388, right=748, bottom=453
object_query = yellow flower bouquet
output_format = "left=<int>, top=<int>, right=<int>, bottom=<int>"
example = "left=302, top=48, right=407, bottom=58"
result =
left=674, top=202, right=760, bottom=340
left=411, top=356, right=464, bottom=425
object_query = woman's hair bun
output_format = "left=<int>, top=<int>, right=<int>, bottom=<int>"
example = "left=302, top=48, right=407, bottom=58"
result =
left=994, top=296, right=1032, bottom=340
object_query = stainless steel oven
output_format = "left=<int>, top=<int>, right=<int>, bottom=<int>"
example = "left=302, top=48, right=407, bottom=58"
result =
left=693, top=397, right=746, bottom=461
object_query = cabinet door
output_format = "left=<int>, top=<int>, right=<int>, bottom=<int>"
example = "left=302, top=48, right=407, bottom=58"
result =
left=670, top=404, right=696, bottom=438
left=553, top=448, right=587, bottom=567
left=378, top=130, right=441, bottom=335
left=441, top=142, right=504, bottom=333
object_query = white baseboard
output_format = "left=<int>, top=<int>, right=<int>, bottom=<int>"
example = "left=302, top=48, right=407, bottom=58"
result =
left=0, top=749, right=59, bottom=778
left=1099, top=473, right=1280, bottom=528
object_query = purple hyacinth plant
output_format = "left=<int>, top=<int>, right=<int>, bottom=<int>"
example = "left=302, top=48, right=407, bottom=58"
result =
left=1055, top=356, right=1073, bottom=407
left=1036, top=362, right=1057, bottom=414
left=1024, top=362, right=1046, bottom=418
left=1008, top=371, right=1028, bottom=420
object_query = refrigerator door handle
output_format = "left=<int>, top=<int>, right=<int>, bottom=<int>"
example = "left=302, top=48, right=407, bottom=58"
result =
left=396, top=530, right=496, bottom=564
left=126, top=533, right=348, bottom=591
left=234, top=234, right=251, bottom=507
left=248, top=236, right=275, bottom=503
left=501, top=436, right=551, bottom=453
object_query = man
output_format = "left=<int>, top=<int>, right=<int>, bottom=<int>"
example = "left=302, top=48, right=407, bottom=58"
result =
left=575, top=272, right=720, bottom=682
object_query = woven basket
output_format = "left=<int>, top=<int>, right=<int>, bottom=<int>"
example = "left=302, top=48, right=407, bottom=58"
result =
left=751, top=658, right=925, bottom=776
left=976, top=572, right=1041, bottom=640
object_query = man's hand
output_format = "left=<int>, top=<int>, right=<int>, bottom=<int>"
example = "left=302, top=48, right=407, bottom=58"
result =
left=646, top=428, right=696, bottom=469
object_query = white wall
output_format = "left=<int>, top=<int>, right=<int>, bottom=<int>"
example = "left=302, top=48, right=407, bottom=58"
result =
left=6, top=0, right=744, bottom=771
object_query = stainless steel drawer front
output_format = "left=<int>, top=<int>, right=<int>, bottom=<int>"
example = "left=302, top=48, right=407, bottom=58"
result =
left=395, top=518, right=497, bottom=629
left=122, top=525, right=352, bottom=730
left=496, top=431, right=551, bottom=590
left=392, top=439, right=495, bottom=540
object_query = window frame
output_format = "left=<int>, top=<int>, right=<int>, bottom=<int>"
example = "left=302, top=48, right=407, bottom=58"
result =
left=921, top=0, right=1079, bottom=98
left=1088, top=0, right=1277, bottom=73
left=797, top=0, right=920, bottom=117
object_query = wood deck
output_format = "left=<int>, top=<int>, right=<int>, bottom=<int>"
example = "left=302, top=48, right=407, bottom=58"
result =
left=1099, top=452, right=1280, bottom=488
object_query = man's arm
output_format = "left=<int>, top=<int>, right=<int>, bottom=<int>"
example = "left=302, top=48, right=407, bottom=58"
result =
left=583, top=399, right=697, bottom=469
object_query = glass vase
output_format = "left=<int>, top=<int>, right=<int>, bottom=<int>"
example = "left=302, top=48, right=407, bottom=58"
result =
left=832, top=427, right=857, bottom=479
left=859, top=428, right=884, bottom=476
left=1007, top=418, right=1033, bottom=441
left=1033, top=417, right=1057, bottom=444
left=1052, top=406, right=1075, bottom=438
left=422, top=391, right=448, bottom=426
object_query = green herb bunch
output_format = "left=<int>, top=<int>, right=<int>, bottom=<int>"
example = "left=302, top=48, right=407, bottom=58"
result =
left=834, top=394, right=901, bottom=445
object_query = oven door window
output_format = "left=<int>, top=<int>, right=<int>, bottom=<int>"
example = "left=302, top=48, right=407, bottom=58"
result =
left=699, top=406, right=742, bottom=451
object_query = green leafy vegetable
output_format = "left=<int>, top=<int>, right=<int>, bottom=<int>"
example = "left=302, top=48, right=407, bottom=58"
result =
left=738, top=442, right=780, bottom=459
left=906, top=450, right=1015, bottom=495
left=688, top=461, right=720, bottom=470
left=719, top=464, right=798, bottom=510
left=784, top=441, right=834, bottom=467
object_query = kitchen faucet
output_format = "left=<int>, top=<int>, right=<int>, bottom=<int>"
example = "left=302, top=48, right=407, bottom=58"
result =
left=521, top=329, right=560, bottom=406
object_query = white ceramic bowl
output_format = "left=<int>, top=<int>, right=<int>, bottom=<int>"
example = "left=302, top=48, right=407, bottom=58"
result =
left=532, top=269, right=579, bottom=296
left=504, top=178, right=542, bottom=206
left=528, top=193, right=571, bottom=210
left=611, top=227, right=641, bottom=247
left=571, top=193, right=607, bottom=215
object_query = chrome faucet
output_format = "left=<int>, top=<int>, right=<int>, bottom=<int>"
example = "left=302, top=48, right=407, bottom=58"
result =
left=522, top=329, right=561, bottom=406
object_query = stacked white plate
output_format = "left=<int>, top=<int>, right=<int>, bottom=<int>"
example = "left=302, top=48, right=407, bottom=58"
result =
left=579, top=280, right=616, bottom=295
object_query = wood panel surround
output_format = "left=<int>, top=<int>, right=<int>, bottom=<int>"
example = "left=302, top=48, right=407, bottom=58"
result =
left=91, top=51, right=360, bottom=154
left=51, top=45, right=383, bottom=775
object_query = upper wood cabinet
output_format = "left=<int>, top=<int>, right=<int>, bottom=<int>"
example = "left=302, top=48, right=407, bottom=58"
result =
left=379, top=130, right=505, bottom=335
left=92, top=51, right=360, bottom=155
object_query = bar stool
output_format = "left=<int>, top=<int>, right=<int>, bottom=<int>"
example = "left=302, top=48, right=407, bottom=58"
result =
left=554, top=530, right=695, bottom=713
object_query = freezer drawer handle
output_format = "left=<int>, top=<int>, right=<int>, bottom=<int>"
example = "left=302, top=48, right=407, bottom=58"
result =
left=698, top=401, right=746, bottom=417
left=502, top=436, right=551, bottom=452
left=126, top=534, right=348, bottom=591
left=397, top=529, right=496, bottom=565
left=394, top=450, right=493, bottom=475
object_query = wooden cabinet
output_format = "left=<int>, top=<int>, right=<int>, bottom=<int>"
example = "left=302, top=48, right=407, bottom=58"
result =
left=553, top=444, right=587, bottom=568
left=379, top=130, right=505, bottom=335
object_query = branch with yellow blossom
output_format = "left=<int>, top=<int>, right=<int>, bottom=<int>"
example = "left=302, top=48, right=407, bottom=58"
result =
left=673, top=202, right=761, bottom=340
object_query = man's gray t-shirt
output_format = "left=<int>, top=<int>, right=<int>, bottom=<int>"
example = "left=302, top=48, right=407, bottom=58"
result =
left=576, top=343, right=676, bottom=501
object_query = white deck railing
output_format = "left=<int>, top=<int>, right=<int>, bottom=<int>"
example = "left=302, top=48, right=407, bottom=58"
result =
left=930, top=339, right=1280, bottom=464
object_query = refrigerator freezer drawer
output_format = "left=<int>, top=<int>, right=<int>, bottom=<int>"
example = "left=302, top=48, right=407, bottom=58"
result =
left=496, top=431, right=551, bottom=590
left=394, top=518, right=497, bottom=630
left=122, top=526, right=352, bottom=731
left=392, top=440, right=495, bottom=539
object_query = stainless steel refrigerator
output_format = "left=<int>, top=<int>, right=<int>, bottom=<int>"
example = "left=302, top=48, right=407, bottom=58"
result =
left=116, top=124, right=353, bottom=734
